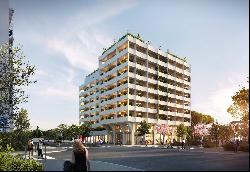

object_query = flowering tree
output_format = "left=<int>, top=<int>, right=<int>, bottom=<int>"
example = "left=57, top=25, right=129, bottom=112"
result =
left=156, top=124, right=171, bottom=144
left=193, top=123, right=211, bottom=137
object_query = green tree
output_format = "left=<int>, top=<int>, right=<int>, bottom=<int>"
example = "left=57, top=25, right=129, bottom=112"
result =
left=191, top=111, right=214, bottom=126
left=136, top=120, right=151, bottom=144
left=227, top=85, right=249, bottom=142
left=80, top=122, right=92, bottom=137
left=32, top=126, right=43, bottom=138
left=209, top=122, right=220, bottom=147
left=176, top=123, right=188, bottom=140
left=69, top=124, right=80, bottom=139
left=218, top=125, right=234, bottom=145
left=57, top=124, right=68, bottom=141
left=13, top=108, right=30, bottom=132
left=0, top=43, right=36, bottom=123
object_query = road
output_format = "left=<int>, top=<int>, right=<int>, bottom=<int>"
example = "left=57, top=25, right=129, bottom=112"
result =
left=43, top=146, right=249, bottom=171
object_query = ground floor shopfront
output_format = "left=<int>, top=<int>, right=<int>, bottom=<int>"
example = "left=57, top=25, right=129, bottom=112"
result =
left=84, top=122, right=187, bottom=145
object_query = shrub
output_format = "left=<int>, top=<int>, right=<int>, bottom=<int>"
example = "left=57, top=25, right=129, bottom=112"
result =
left=203, top=141, right=216, bottom=148
left=223, top=142, right=235, bottom=151
left=172, top=142, right=182, bottom=146
left=239, top=143, right=249, bottom=152
left=0, top=152, right=43, bottom=171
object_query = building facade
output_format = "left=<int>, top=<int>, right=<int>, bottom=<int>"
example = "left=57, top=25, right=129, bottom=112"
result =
left=79, top=33, right=191, bottom=145
left=0, top=8, right=15, bottom=133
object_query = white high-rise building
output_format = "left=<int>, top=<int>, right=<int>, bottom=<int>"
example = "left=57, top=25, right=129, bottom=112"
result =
left=79, top=33, right=191, bottom=145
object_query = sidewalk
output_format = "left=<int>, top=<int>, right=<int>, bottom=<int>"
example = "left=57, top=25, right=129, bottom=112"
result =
left=11, top=146, right=68, bottom=159
left=40, top=159, right=143, bottom=171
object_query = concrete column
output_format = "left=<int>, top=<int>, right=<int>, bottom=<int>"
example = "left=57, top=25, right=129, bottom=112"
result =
left=112, top=125, right=116, bottom=144
left=129, top=123, right=135, bottom=145
left=122, top=125, right=126, bottom=145
left=153, top=124, right=156, bottom=145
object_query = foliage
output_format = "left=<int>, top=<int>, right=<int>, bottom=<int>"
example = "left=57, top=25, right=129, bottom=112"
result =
left=227, top=85, right=249, bottom=142
left=193, top=123, right=211, bottom=137
left=191, top=111, right=214, bottom=126
left=218, top=124, right=234, bottom=145
left=176, top=124, right=188, bottom=139
left=186, top=127, right=192, bottom=142
left=0, top=151, right=43, bottom=171
left=80, top=122, right=92, bottom=137
left=239, top=143, right=249, bottom=152
left=136, top=120, right=151, bottom=137
left=14, top=108, right=30, bottom=131
left=202, top=140, right=216, bottom=148
left=209, top=122, right=220, bottom=147
left=223, top=142, right=235, bottom=151
left=0, top=43, right=36, bottom=123
left=32, top=126, right=43, bottom=138
left=0, top=129, right=33, bottom=151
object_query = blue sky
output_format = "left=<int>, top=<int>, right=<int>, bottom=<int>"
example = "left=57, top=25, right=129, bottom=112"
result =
left=6, top=0, right=249, bottom=130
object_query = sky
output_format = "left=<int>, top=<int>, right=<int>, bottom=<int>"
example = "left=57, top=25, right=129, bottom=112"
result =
left=2, top=0, right=249, bottom=130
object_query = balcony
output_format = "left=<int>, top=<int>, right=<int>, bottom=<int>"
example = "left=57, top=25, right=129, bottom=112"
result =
left=168, top=63, right=175, bottom=70
left=176, top=95, right=184, bottom=101
left=148, top=87, right=158, bottom=94
left=148, top=78, right=158, bottom=85
left=158, top=60, right=168, bottom=68
left=148, top=67, right=157, bottom=75
left=176, top=104, right=184, bottom=109
left=147, top=97, right=158, bottom=104
left=148, top=55, right=158, bottom=64
left=101, top=61, right=128, bottom=80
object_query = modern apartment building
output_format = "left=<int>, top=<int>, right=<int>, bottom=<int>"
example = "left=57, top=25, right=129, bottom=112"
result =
left=79, top=33, right=191, bottom=145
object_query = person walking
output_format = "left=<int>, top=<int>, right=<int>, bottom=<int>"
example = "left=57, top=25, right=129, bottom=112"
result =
left=181, top=139, right=185, bottom=150
left=235, top=139, right=240, bottom=153
left=37, top=139, right=44, bottom=159
left=27, top=139, right=33, bottom=159
left=71, top=139, right=90, bottom=171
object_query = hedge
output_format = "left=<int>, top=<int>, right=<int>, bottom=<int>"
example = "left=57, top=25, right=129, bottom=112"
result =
left=203, top=141, right=217, bottom=148
left=0, top=152, right=43, bottom=171
left=223, top=142, right=249, bottom=152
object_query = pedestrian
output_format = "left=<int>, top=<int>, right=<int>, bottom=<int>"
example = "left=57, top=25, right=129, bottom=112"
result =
left=37, top=139, right=44, bottom=159
left=71, top=139, right=90, bottom=171
left=27, top=139, right=33, bottom=159
left=181, top=139, right=185, bottom=149
left=235, top=139, right=240, bottom=153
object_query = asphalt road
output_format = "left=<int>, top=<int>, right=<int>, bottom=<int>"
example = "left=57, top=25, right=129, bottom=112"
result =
left=46, top=146, right=249, bottom=171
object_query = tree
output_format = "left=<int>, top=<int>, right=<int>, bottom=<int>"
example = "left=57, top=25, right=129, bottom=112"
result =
left=57, top=124, right=68, bottom=140
left=218, top=125, right=234, bottom=145
left=80, top=122, right=92, bottom=137
left=13, top=108, right=30, bottom=132
left=191, top=111, right=214, bottom=126
left=32, top=126, right=43, bottom=138
left=209, top=122, right=220, bottom=147
left=0, top=43, right=36, bottom=126
left=68, top=124, right=80, bottom=139
left=176, top=123, right=188, bottom=141
left=155, top=124, right=170, bottom=144
left=136, top=120, right=151, bottom=144
left=227, top=85, right=249, bottom=142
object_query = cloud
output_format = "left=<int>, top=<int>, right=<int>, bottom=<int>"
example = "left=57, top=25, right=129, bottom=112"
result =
left=192, top=75, right=248, bottom=124
left=14, top=0, right=138, bottom=130
left=32, top=0, right=138, bottom=73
